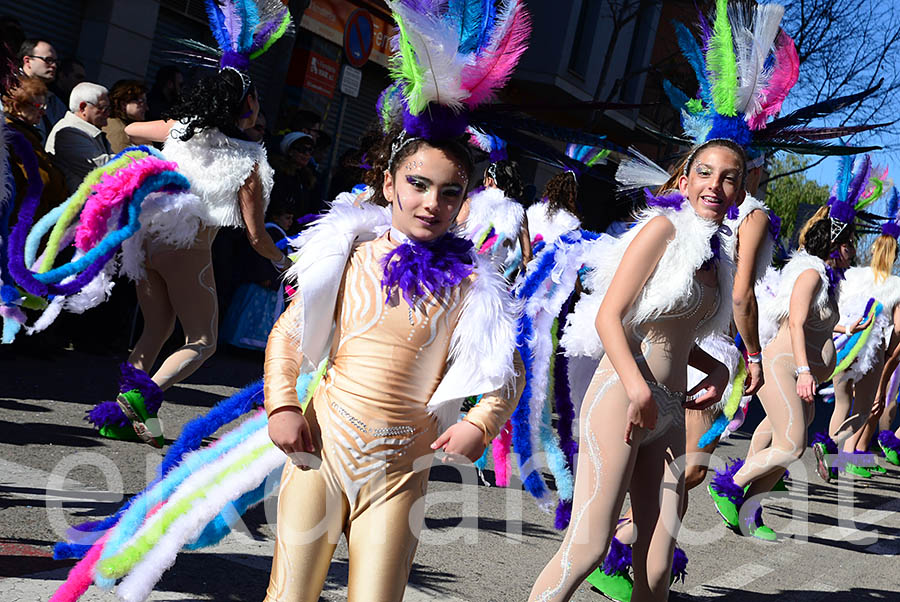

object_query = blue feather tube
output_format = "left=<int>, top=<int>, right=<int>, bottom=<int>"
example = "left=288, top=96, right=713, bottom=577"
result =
left=673, top=21, right=711, bottom=103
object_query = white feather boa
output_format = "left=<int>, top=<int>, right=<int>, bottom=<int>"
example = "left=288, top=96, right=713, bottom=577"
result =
left=757, top=250, right=832, bottom=349
left=526, top=202, right=580, bottom=246
left=724, top=194, right=774, bottom=285
left=463, top=187, right=524, bottom=270
left=837, top=267, right=900, bottom=380
left=162, top=126, right=274, bottom=229
left=563, top=205, right=734, bottom=358
left=284, top=201, right=518, bottom=433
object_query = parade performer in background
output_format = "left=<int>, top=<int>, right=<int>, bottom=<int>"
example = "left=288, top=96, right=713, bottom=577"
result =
left=709, top=157, right=864, bottom=540
left=460, top=158, right=532, bottom=278
left=262, top=1, right=532, bottom=598
left=84, top=0, right=293, bottom=446
left=528, top=137, right=741, bottom=601
left=527, top=170, right=581, bottom=247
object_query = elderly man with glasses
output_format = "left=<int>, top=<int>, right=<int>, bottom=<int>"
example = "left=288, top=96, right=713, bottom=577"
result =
left=45, top=81, right=114, bottom=192
left=17, top=38, right=68, bottom=140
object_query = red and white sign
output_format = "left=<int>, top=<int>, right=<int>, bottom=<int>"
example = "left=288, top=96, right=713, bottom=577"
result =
left=302, top=51, right=339, bottom=98
left=300, top=0, right=393, bottom=68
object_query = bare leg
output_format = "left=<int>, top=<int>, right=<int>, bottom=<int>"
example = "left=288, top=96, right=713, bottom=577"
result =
left=630, top=423, right=685, bottom=600
left=829, top=371, right=854, bottom=444
left=529, top=370, right=643, bottom=602
left=841, top=366, right=880, bottom=453
left=747, top=417, right=773, bottom=460
left=734, top=355, right=811, bottom=499
left=128, top=266, right=176, bottom=375
left=682, top=408, right=717, bottom=517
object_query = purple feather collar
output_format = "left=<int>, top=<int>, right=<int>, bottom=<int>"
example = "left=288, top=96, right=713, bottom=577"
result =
left=380, top=229, right=474, bottom=306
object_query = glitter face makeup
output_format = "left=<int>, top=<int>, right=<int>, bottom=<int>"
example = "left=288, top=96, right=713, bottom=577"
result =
left=678, top=146, right=744, bottom=223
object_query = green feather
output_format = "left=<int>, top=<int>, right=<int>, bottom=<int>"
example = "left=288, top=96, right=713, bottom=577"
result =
left=389, top=13, right=427, bottom=115
left=856, top=175, right=885, bottom=211
left=585, top=149, right=610, bottom=167
left=685, top=98, right=704, bottom=114
left=249, top=14, right=291, bottom=60
left=706, top=0, right=738, bottom=116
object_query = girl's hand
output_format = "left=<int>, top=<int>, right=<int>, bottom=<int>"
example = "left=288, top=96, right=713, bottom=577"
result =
left=796, top=372, right=817, bottom=403
left=624, top=382, right=655, bottom=444
left=684, top=362, right=730, bottom=411
left=268, top=407, right=315, bottom=469
left=431, top=421, right=486, bottom=463
left=743, top=361, right=765, bottom=395
left=871, top=393, right=885, bottom=418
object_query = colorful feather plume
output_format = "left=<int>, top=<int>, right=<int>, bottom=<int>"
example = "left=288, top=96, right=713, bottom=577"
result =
left=706, top=0, right=738, bottom=116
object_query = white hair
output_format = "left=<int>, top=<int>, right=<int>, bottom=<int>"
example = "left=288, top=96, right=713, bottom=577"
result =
left=69, top=82, right=108, bottom=113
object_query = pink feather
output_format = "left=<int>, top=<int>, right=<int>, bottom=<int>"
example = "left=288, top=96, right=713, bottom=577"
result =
left=460, top=0, right=531, bottom=108
left=48, top=532, right=111, bottom=602
left=748, top=29, right=799, bottom=130
left=492, top=419, right=513, bottom=487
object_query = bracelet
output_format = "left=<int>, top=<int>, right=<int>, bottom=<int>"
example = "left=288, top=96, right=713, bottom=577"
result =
left=747, top=354, right=762, bottom=364
left=747, top=350, right=761, bottom=357
left=794, top=366, right=811, bottom=378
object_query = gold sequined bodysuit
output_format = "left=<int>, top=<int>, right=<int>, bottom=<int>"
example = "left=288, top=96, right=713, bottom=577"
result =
left=263, top=233, right=516, bottom=602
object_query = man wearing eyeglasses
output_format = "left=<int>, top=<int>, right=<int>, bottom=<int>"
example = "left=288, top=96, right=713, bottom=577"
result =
left=17, top=38, right=68, bottom=141
left=45, top=82, right=113, bottom=192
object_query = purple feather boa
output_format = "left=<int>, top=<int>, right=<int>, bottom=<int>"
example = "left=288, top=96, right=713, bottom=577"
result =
left=85, top=363, right=162, bottom=429
left=381, top=232, right=474, bottom=306
left=644, top=188, right=685, bottom=210
left=553, top=296, right=578, bottom=528
left=811, top=431, right=838, bottom=454
left=710, top=457, right=745, bottom=505
left=402, top=101, right=470, bottom=140
left=86, top=401, right=130, bottom=429
left=829, top=200, right=857, bottom=225
left=553, top=499, right=571, bottom=530
left=882, top=222, right=900, bottom=238
left=878, top=429, right=900, bottom=452
left=6, top=128, right=48, bottom=296
left=768, top=213, right=782, bottom=240
left=671, top=547, right=688, bottom=583
left=602, top=536, right=632, bottom=575
left=825, top=264, right=845, bottom=297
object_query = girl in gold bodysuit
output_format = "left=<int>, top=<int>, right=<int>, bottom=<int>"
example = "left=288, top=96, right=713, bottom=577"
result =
left=709, top=205, right=856, bottom=539
left=262, top=126, right=522, bottom=601
left=528, top=140, right=743, bottom=602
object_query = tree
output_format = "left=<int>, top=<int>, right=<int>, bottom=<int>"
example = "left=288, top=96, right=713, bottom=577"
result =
left=764, top=154, right=830, bottom=240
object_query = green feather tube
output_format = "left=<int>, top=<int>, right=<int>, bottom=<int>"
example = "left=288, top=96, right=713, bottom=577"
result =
left=706, top=0, right=738, bottom=116
left=389, top=14, right=427, bottom=115
left=249, top=13, right=291, bottom=60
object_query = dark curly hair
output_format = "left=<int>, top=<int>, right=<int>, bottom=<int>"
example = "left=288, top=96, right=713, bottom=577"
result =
left=542, top=171, right=579, bottom=217
left=799, top=206, right=855, bottom=260
left=485, top=159, right=524, bottom=200
left=108, top=79, right=147, bottom=121
left=363, top=123, right=474, bottom=207
left=166, top=68, right=255, bottom=141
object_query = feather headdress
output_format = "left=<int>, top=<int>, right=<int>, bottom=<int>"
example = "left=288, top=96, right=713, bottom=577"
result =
left=170, top=0, right=293, bottom=75
left=663, top=0, right=886, bottom=157
left=827, top=155, right=888, bottom=240
left=882, top=186, right=900, bottom=239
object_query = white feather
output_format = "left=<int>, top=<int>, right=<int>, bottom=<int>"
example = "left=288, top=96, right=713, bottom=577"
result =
left=526, top=202, right=581, bottom=246
left=391, top=2, right=469, bottom=110
left=837, top=267, right=900, bottom=379
left=723, top=194, right=774, bottom=284
left=757, top=250, right=832, bottom=349
left=734, top=4, right=784, bottom=117
left=616, top=147, right=671, bottom=192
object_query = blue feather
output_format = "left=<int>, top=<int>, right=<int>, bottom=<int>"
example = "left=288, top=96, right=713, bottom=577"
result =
left=673, top=21, right=711, bottom=103
left=663, top=78, right=690, bottom=111
left=888, top=187, right=899, bottom=221
left=237, top=0, right=260, bottom=52
left=475, top=0, right=496, bottom=53
left=204, top=0, right=231, bottom=51
left=836, top=156, right=852, bottom=204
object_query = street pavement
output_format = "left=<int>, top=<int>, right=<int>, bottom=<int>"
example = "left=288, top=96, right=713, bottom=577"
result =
left=2, top=348, right=900, bottom=601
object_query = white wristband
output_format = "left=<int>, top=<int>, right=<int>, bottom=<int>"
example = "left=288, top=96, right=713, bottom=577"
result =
left=794, top=365, right=811, bottom=378
left=747, top=354, right=762, bottom=364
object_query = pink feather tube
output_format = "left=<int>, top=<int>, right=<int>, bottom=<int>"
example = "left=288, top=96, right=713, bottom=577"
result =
left=48, top=532, right=111, bottom=602
left=748, top=29, right=799, bottom=130
left=492, top=419, right=513, bottom=487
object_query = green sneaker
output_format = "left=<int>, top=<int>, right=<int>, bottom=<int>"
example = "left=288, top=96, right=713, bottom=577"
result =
left=843, top=463, right=872, bottom=478
left=98, top=422, right=140, bottom=442
left=868, top=463, right=887, bottom=474
left=586, top=567, right=632, bottom=602
left=878, top=441, right=900, bottom=466
left=116, top=389, right=164, bottom=448
left=744, top=507, right=777, bottom=542
left=708, top=484, right=740, bottom=530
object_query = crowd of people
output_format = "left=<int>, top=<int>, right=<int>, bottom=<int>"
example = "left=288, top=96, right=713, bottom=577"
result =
left=2, top=1, right=900, bottom=602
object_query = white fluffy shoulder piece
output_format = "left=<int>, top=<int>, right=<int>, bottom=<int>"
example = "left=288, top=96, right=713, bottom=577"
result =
left=163, top=125, right=274, bottom=229
left=526, top=202, right=580, bottom=245
left=464, top=187, right=524, bottom=239
left=427, top=251, right=519, bottom=432
left=285, top=201, right=391, bottom=371
left=758, top=250, right=830, bottom=347
left=563, top=205, right=733, bottom=358
left=724, top=194, right=774, bottom=284
left=840, top=267, right=900, bottom=317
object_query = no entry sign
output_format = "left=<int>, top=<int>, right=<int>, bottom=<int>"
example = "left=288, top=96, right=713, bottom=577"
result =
left=343, top=8, right=374, bottom=68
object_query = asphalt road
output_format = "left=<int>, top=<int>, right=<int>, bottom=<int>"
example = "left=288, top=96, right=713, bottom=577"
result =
left=2, top=348, right=900, bottom=601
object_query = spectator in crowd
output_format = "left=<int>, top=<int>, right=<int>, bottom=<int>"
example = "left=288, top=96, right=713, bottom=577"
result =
left=244, top=109, right=267, bottom=142
left=103, top=79, right=148, bottom=153
left=45, top=81, right=113, bottom=192
left=52, top=57, right=86, bottom=107
left=270, top=131, right=315, bottom=218
left=2, top=76, right=67, bottom=222
left=0, top=15, right=24, bottom=57
left=17, top=39, right=67, bottom=139
left=146, top=65, right=183, bottom=121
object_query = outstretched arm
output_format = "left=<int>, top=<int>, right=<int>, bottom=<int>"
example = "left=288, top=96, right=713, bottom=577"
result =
left=733, top=210, right=768, bottom=394
left=596, top=216, right=674, bottom=443
left=239, top=165, right=290, bottom=266
left=123, top=119, right=176, bottom=144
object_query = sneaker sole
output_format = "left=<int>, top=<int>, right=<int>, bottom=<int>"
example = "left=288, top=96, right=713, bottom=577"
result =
left=813, top=443, right=831, bottom=483
left=116, top=394, right=162, bottom=448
